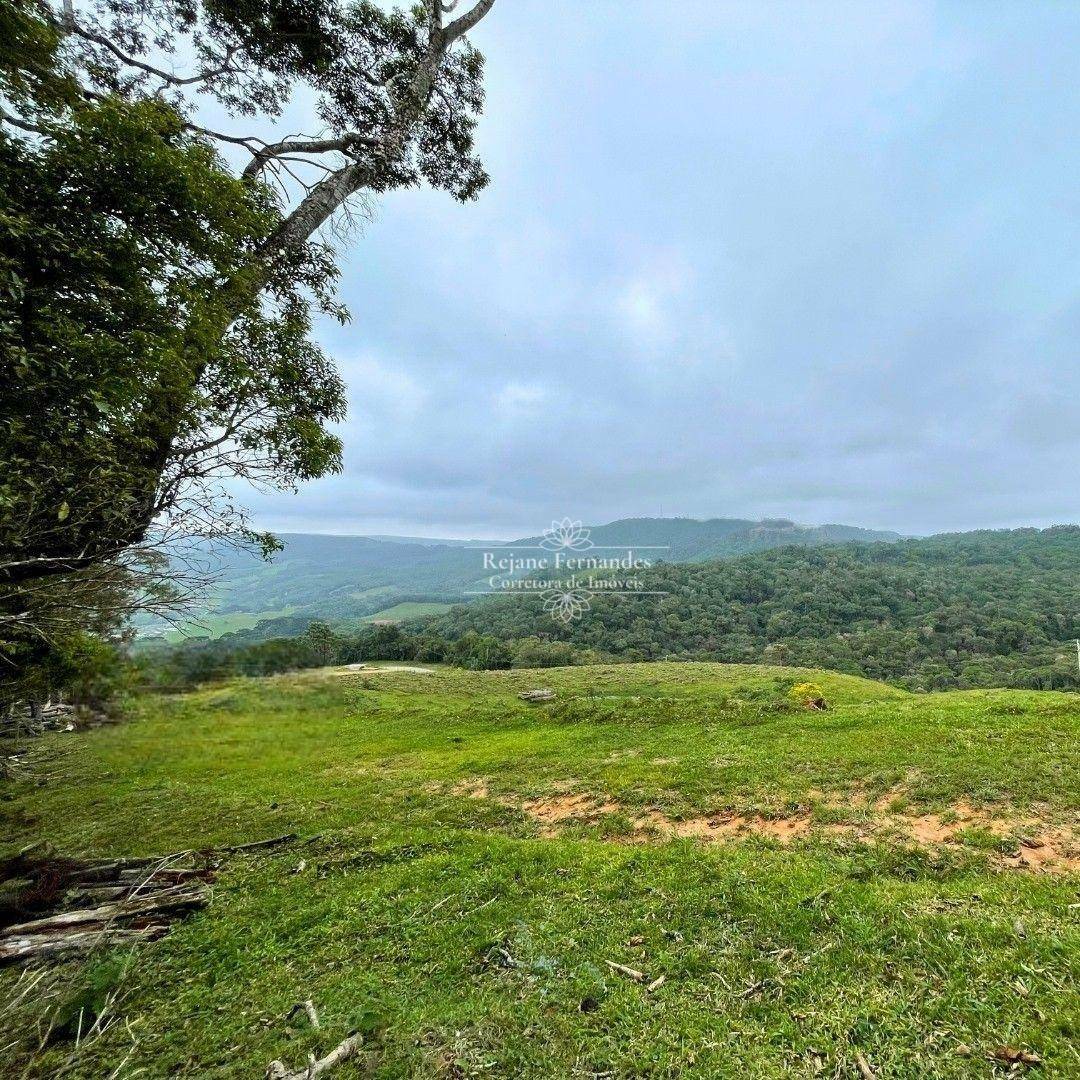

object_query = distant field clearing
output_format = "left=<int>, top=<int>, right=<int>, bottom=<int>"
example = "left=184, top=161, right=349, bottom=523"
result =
left=161, top=607, right=297, bottom=642
left=362, top=601, right=455, bottom=622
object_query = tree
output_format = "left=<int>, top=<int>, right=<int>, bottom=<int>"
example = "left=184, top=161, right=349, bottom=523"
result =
left=1, top=0, right=497, bottom=588
left=302, top=620, right=340, bottom=666
left=1, top=0, right=498, bottom=698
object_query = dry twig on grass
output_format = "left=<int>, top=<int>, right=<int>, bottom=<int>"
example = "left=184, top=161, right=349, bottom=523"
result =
left=285, top=999, right=321, bottom=1030
left=265, top=1032, right=364, bottom=1080
left=603, top=959, right=646, bottom=982
left=855, top=1050, right=877, bottom=1079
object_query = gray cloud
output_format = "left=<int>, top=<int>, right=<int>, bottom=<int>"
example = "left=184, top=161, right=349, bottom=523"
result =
left=238, top=0, right=1080, bottom=539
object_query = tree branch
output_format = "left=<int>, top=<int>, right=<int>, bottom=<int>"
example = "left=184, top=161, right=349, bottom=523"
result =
left=442, top=0, right=495, bottom=43
left=66, top=21, right=243, bottom=89
left=0, top=107, right=49, bottom=135
left=241, top=133, right=378, bottom=181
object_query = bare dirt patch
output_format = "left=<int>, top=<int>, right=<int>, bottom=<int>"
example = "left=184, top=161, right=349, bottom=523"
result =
left=450, top=783, right=1079, bottom=871
left=521, top=794, right=623, bottom=837
left=450, top=780, right=489, bottom=800
left=633, top=810, right=811, bottom=842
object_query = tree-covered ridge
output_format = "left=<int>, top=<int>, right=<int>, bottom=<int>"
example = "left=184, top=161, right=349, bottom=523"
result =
left=422, top=527, right=1080, bottom=690
left=155, top=517, right=901, bottom=631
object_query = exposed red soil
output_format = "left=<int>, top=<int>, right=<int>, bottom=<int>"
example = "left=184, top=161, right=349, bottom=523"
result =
left=450, top=784, right=1079, bottom=872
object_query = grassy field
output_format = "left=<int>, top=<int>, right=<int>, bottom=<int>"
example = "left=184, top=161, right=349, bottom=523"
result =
left=362, top=601, right=456, bottom=623
left=1, top=663, right=1077, bottom=1078
left=156, top=607, right=298, bottom=643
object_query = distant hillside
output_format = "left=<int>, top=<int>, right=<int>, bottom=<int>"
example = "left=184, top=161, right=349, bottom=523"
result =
left=163, top=533, right=490, bottom=633
left=362, top=534, right=502, bottom=548
left=421, top=526, right=1080, bottom=690
left=153, top=516, right=901, bottom=638
left=516, top=517, right=901, bottom=562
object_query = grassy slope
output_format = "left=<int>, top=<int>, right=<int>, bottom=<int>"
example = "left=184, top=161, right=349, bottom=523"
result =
left=1, top=663, right=1077, bottom=1078
left=157, top=607, right=298, bottom=643
left=362, top=601, right=455, bottom=622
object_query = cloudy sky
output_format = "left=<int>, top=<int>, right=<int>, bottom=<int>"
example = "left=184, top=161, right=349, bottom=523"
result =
left=240, top=0, right=1079, bottom=540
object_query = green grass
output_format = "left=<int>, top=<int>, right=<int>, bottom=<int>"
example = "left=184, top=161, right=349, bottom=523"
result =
left=362, top=601, right=455, bottom=622
left=1, top=663, right=1077, bottom=1078
left=158, top=606, right=297, bottom=642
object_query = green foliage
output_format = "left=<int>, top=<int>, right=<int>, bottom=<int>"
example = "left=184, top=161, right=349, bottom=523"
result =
left=0, top=0, right=75, bottom=114
left=789, top=681, right=826, bottom=708
left=424, top=527, right=1080, bottom=691
left=138, top=526, right=1080, bottom=694
left=153, top=519, right=901, bottom=632
left=0, top=93, right=345, bottom=580
left=0, top=3, right=357, bottom=700
left=301, top=619, right=340, bottom=665
left=71, top=0, right=492, bottom=201
left=44, top=632, right=132, bottom=712
left=140, top=617, right=602, bottom=691
left=509, top=637, right=583, bottom=668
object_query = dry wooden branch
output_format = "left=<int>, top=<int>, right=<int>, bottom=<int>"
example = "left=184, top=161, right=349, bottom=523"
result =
left=217, top=833, right=300, bottom=853
left=285, top=999, right=321, bottom=1030
left=67, top=857, right=159, bottom=884
left=1, top=886, right=208, bottom=938
left=603, top=959, right=645, bottom=982
left=0, top=848, right=216, bottom=966
left=855, top=1051, right=877, bottom=1079
left=0, top=836, right=312, bottom=970
left=0, top=926, right=167, bottom=964
left=265, top=1032, right=364, bottom=1080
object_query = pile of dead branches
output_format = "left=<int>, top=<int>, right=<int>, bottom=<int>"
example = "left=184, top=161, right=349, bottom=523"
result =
left=0, top=847, right=213, bottom=965
left=1, top=702, right=78, bottom=739
left=0, top=835, right=308, bottom=966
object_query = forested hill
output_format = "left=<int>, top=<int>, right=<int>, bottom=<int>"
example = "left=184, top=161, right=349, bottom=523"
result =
left=421, top=527, right=1080, bottom=689
left=164, top=517, right=900, bottom=632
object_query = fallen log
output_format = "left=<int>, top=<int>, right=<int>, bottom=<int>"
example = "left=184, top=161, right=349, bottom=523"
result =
left=0, top=848, right=217, bottom=966
left=65, top=857, right=159, bottom=884
left=0, top=836, right=313, bottom=968
left=0, top=925, right=167, bottom=964
left=1, top=885, right=209, bottom=938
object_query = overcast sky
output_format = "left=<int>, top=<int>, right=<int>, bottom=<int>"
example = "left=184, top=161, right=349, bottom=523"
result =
left=238, top=0, right=1079, bottom=540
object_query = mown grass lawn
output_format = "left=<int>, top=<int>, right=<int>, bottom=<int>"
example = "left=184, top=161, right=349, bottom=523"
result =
left=1, top=663, right=1077, bottom=1078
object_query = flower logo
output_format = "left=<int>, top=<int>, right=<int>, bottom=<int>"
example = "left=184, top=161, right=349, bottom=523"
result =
left=539, top=517, right=593, bottom=551
left=542, top=589, right=592, bottom=623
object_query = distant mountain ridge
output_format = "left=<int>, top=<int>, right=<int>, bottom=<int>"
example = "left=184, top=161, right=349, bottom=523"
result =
left=517, top=517, right=901, bottom=562
left=155, top=516, right=902, bottom=639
